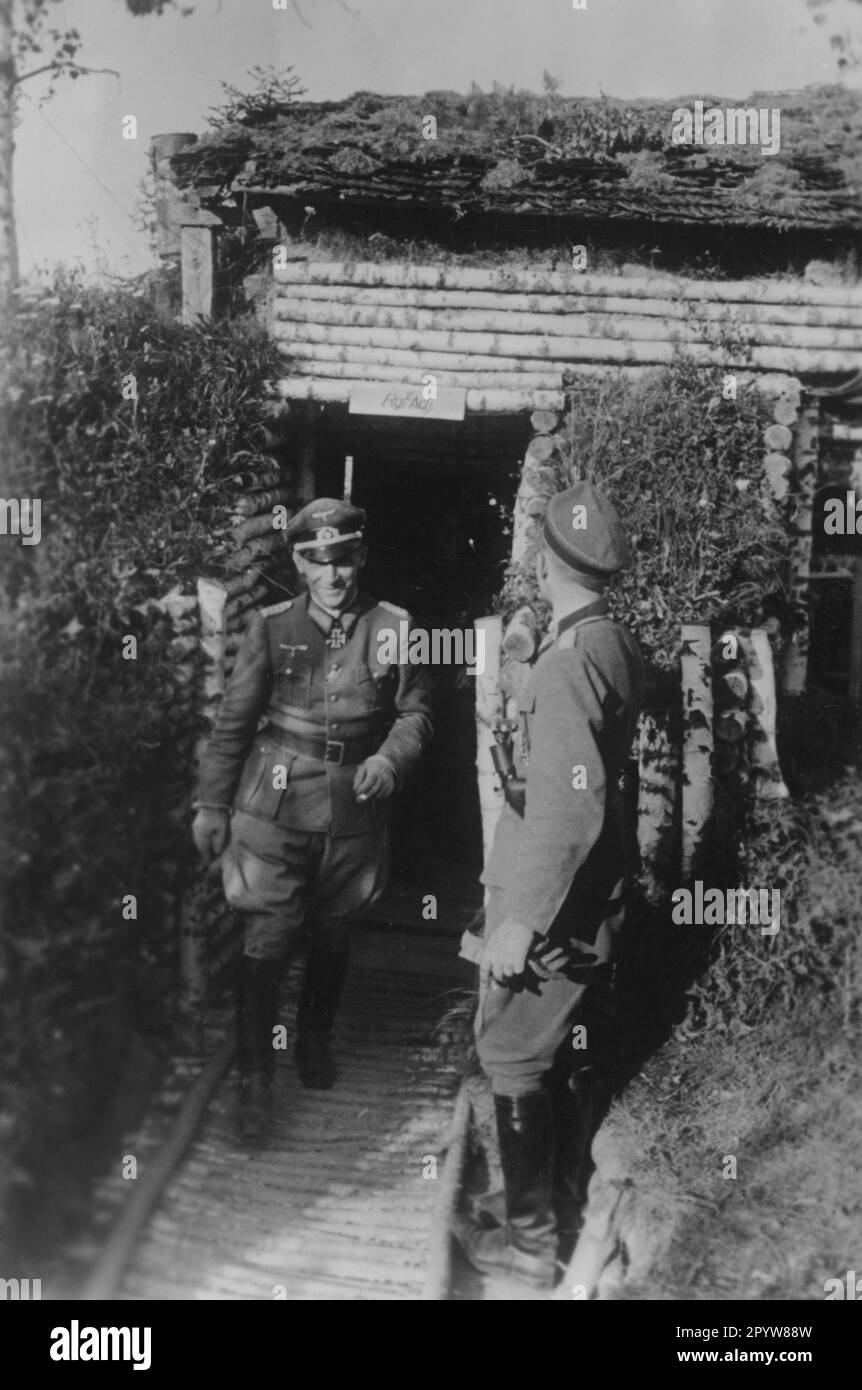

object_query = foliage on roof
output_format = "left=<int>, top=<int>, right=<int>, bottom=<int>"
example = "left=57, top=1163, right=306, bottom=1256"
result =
left=170, top=84, right=862, bottom=232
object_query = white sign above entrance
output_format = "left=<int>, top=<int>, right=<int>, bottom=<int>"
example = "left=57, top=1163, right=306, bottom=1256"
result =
left=348, top=384, right=466, bottom=421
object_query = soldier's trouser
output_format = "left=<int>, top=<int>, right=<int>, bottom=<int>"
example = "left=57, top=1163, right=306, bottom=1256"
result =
left=474, top=886, right=618, bottom=1099
left=221, top=810, right=390, bottom=962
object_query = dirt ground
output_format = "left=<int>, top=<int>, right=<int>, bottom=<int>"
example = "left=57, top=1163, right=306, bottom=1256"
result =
left=596, top=1015, right=861, bottom=1300
left=446, top=733, right=862, bottom=1301
left=588, top=762, right=862, bottom=1302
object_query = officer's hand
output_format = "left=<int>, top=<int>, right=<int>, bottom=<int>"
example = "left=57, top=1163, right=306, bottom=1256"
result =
left=480, top=918, right=535, bottom=990
left=353, top=757, right=396, bottom=802
left=192, top=808, right=230, bottom=864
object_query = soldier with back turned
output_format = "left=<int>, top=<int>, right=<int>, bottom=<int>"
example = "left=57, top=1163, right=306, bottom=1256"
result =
left=455, top=480, right=645, bottom=1291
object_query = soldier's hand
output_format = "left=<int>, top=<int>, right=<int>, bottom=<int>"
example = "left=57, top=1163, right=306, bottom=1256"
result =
left=480, top=918, right=535, bottom=989
left=353, top=756, right=396, bottom=802
left=192, top=808, right=230, bottom=864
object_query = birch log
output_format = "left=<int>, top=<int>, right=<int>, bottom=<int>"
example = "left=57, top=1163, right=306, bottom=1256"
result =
left=282, top=339, right=639, bottom=378
left=474, top=616, right=506, bottom=864
left=272, top=260, right=862, bottom=311
left=637, top=710, right=678, bottom=903
left=232, top=487, right=295, bottom=518
left=279, top=336, right=625, bottom=375
left=738, top=628, right=790, bottom=800
left=273, top=299, right=862, bottom=350
left=197, top=578, right=227, bottom=725
left=711, top=632, right=751, bottom=790
left=273, top=282, right=862, bottom=330
left=510, top=453, right=551, bottom=569
left=530, top=409, right=561, bottom=433
left=715, top=709, right=747, bottom=744
left=180, top=578, right=228, bottom=1011
left=274, top=321, right=859, bottom=375
left=181, top=225, right=216, bottom=325
left=502, top=605, right=540, bottom=663
left=233, top=511, right=285, bottom=544
left=681, top=626, right=714, bottom=879
left=553, top=1168, right=634, bottom=1302
left=225, top=570, right=264, bottom=599
left=782, top=405, right=819, bottom=696
left=230, top=468, right=282, bottom=491
left=285, top=359, right=567, bottom=391
left=525, top=435, right=559, bottom=463
left=715, top=668, right=750, bottom=705
left=276, top=378, right=566, bottom=413
left=763, top=423, right=793, bottom=452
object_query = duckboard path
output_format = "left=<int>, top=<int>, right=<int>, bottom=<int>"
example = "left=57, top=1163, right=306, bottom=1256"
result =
left=91, top=924, right=471, bottom=1301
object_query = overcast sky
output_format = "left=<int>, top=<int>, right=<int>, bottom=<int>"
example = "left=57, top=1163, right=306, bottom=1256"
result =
left=13, top=0, right=859, bottom=280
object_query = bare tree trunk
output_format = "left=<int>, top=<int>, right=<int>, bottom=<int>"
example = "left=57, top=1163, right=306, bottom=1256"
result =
left=0, top=0, right=17, bottom=296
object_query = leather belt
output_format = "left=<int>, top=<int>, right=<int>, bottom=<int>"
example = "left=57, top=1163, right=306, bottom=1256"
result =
left=262, top=722, right=381, bottom=766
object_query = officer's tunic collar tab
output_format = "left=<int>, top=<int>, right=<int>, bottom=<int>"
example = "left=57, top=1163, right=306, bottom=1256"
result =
left=307, top=593, right=363, bottom=636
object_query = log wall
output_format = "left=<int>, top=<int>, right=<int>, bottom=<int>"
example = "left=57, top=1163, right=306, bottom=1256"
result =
left=270, top=260, right=862, bottom=410
left=180, top=434, right=302, bottom=1016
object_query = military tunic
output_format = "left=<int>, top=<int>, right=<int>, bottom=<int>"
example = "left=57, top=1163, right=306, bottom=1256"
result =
left=476, top=597, right=645, bottom=1095
left=197, top=591, right=433, bottom=960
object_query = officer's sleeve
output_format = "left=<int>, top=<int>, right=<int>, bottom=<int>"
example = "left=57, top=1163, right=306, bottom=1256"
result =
left=504, top=650, right=607, bottom=935
left=372, top=616, right=434, bottom=783
left=195, top=611, right=272, bottom=808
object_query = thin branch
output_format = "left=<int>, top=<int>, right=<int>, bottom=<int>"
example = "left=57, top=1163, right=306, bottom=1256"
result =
left=290, top=0, right=312, bottom=27
left=333, top=0, right=377, bottom=36
left=14, top=60, right=119, bottom=88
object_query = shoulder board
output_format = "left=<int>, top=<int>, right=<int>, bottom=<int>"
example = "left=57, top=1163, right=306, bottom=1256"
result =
left=379, top=600, right=409, bottom=618
left=260, top=599, right=294, bottom=618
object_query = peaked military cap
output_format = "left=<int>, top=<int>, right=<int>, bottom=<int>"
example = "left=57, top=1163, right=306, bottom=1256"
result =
left=286, top=497, right=367, bottom=563
left=543, top=480, right=631, bottom=590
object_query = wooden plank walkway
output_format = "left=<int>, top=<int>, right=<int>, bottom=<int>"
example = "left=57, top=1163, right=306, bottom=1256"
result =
left=118, top=926, right=470, bottom=1301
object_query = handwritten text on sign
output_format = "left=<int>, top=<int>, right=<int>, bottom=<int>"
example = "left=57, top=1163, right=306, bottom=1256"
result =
left=349, top=384, right=466, bottom=421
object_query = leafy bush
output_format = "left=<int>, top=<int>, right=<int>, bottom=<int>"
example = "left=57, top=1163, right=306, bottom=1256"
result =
left=499, top=358, right=789, bottom=698
left=683, top=768, right=862, bottom=1039
left=0, top=272, right=285, bottom=1210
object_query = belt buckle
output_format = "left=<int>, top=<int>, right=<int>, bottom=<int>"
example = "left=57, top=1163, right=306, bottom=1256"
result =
left=324, top=739, right=345, bottom=765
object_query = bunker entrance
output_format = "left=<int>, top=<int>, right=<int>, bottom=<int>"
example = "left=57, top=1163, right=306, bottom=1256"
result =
left=309, top=406, right=527, bottom=920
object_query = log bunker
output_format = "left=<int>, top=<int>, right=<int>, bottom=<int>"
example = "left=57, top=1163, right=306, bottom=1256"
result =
left=152, top=85, right=862, bottom=1006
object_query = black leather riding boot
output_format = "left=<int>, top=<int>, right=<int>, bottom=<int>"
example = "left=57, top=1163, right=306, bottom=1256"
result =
left=553, top=1065, right=596, bottom=1255
left=236, top=955, right=279, bottom=1145
left=295, top=941, right=350, bottom=1089
left=455, top=1090, right=558, bottom=1290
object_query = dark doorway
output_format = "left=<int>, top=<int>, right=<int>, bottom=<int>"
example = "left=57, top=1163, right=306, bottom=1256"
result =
left=308, top=406, right=527, bottom=915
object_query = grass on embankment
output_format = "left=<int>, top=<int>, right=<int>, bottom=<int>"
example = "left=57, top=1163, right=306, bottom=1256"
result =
left=600, top=760, right=862, bottom=1301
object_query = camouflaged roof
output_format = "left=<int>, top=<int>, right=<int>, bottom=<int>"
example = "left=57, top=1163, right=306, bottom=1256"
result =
left=170, top=85, right=862, bottom=232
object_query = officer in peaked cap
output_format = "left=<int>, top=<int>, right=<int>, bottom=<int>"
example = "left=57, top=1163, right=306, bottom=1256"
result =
left=192, top=497, right=433, bottom=1144
left=285, top=497, right=368, bottom=564
left=454, top=479, right=645, bottom=1292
